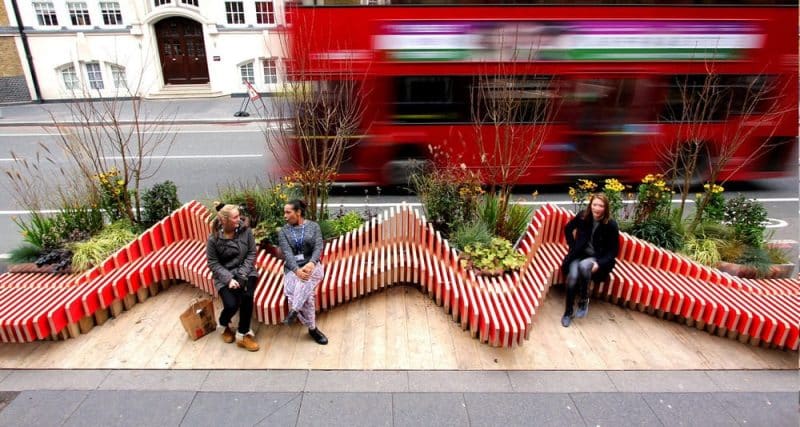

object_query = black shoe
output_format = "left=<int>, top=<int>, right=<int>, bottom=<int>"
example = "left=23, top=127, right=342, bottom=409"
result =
left=309, top=327, right=328, bottom=345
left=283, top=310, right=298, bottom=325
left=575, top=299, right=590, bottom=318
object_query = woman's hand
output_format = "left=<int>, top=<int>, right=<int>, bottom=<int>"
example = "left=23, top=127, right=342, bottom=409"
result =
left=228, top=278, right=240, bottom=289
left=591, top=262, right=599, bottom=273
left=296, top=269, right=311, bottom=281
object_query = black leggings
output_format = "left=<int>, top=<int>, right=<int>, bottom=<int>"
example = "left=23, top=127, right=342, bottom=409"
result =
left=218, top=276, right=256, bottom=334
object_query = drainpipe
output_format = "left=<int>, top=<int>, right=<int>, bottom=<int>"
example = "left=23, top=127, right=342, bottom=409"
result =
left=10, top=0, right=43, bottom=102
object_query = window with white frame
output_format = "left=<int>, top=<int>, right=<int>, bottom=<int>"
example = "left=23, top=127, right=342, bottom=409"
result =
left=33, top=2, right=58, bottom=26
left=61, top=65, right=80, bottom=90
left=225, top=2, right=245, bottom=25
left=68, top=2, right=91, bottom=26
left=240, top=62, right=254, bottom=84
left=110, top=65, right=126, bottom=89
left=100, top=2, right=123, bottom=25
left=181, top=0, right=199, bottom=6
left=263, top=58, right=278, bottom=84
left=85, top=63, right=104, bottom=90
left=255, top=1, right=275, bottom=25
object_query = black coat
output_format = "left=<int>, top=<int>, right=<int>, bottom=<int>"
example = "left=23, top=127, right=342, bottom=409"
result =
left=560, top=214, right=620, bottom=284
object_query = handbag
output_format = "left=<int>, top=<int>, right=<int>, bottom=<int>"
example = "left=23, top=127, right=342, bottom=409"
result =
left=179, top=298, right=217, bottom=341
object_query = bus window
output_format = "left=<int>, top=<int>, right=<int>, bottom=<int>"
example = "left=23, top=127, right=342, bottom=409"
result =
left=391, top=76, right=471, bottom=123
left=472, top=76, right=560, bottom=123
left=659, top=75, right=772, bottom=122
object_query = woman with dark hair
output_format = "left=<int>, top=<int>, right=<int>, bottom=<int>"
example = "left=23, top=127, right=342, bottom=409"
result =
left=206, top=203, right=260, bottom=351
left=560, top=193, right=620, bottom=328
left=278, top=199, right=328, bottom=345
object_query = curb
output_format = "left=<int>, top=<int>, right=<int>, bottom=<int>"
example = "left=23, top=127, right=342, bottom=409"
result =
left=0, top=117, right=289, bottom=127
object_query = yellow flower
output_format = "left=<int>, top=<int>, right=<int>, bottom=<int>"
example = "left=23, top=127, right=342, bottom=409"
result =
left=116, top=179, right=124, bottom=186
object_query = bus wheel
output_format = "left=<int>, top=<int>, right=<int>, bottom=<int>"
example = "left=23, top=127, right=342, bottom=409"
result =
left=382, top=148, right=431, bottom=186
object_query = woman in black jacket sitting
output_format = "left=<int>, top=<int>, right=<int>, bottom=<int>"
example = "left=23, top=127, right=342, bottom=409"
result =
left=560, top=193, right=620, bottom=328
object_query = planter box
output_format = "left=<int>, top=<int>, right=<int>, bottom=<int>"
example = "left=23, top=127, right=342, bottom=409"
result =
left=716, top=261, right=795, bottom=279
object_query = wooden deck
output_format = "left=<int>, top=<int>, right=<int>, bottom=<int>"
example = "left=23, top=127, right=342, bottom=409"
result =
left=0, top=283, right=794, bottom=370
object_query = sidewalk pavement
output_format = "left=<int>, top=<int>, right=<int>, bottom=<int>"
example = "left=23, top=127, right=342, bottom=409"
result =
left=0, top=97, right=283, bottom=126
left=0, top=369, right=796, bottom=426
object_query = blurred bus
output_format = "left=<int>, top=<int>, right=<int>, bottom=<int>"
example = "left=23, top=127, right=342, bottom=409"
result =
left=286, top=2, right=798, bottom=186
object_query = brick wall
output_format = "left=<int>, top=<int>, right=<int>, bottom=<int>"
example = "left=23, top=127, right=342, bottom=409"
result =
left=0, top=38, right=23, bottom=76
left=0, top=2, right=29, bottom=102
left=0, top=1, right=9, bottom=26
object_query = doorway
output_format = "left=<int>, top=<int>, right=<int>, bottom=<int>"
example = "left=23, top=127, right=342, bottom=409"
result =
left=155, top=17, right=209, bottom=85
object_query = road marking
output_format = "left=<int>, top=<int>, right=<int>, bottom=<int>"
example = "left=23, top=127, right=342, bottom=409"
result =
left=764, top=218, right=789, bottom=229
left=99, top=154, right=263, bottom=160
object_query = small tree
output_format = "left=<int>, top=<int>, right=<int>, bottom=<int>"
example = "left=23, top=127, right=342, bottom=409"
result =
left=46, top=71, right=177, bottom=225
left=659, top=65, right=794, bottom=230
left=261, top=10, right=369, bottom=221
left=469, top=33, right=560, bottom=235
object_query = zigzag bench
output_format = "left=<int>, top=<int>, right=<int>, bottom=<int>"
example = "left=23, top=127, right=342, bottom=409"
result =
left=0, top=201, right=797, bottom=351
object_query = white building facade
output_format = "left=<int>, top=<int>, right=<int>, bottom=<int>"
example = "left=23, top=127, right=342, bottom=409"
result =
left=4, top=0, right=291, bottom=100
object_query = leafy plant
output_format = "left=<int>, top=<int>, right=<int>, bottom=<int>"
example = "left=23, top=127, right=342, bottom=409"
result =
left=450, top=220, right=492, bottom=251
left=765, top=245, right=790, bottom=265
left=623, top=214, right=684, bottom=252
left=682, top=237, right=722, bottom=266
left=142, top=180, right=180, bottom=227
left=724, top=195, right=767, bottom=247
left=460, top=237, right=526, bottom=276
left=734, top=245, right=772, bottom=277
left=331, top=211, right=364, bottom=236
left=603, top=178, right=627, bottom=219
left=318, top=219, right=337, bottom=241
left=8, top=244, right=41, bottom=264
left=478, top=193, right=500, bottom=235
left=12, top=213, right=59, bottom=250
left=717, top=239, right=746, bottom=263
left=691, top=220, right=732, bottom=241
left=411, top=164, right=482, bottom=238
left=633, top=174, right=673, bottom=224
left=95, top=168, right=132, bottom=222
left=568, top=178, right=598, bottom=214
left=699, top=183, right=725, bottom=222
left=502, top=202, right=533, bottom=243
left=70, top=220, right=137, bottom=271
left=53, top=204, right=104, bottom=243
left=215, top=181, right=299, bottom=244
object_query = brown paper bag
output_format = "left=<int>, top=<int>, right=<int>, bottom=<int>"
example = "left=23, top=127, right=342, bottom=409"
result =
left=179, top=298, right=217, bottom=341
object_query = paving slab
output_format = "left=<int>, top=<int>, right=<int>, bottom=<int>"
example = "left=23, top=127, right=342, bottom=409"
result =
left=0, top=369, right=109, bottom=391
left=571, top=392, right=662, bottom=426
left=714, top=392, right=798, bottom=427
left=392, top=393, right=468, bottom=427
left=408, top=371, right=512, bottom=393
left=607, top=371, right=718, bottom=393
left=0, top=390, right=88, bottom=427
left=253, top=394, right=303, bottom=427
left=297, top=393, right=392, bottom=427
left=464, top=393, right=584, bottom=427
left=201, top=370, right=308, bottom=392
left=305, top=370, right=408, bottom=392
left=180, top=392, right=300, bottom=427
left=508, top=371, right=616, bottom=393
left=706, top=370, right=799, bottom=392
left=63, top=390, right=195, bottom=427
left=642, top=393, right=738, bottom=427
left=99, top=370, right=208, bottom=391
left=0, top=371, right=10, bottom=384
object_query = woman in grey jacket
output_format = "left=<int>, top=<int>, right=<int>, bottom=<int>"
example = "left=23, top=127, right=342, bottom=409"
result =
left=206, top=204, right=259, bottom=351
left=278, top=199, right=328, bottom=345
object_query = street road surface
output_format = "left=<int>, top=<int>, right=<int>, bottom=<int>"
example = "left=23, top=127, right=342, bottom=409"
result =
left=0, top=122, right=797, bottom=258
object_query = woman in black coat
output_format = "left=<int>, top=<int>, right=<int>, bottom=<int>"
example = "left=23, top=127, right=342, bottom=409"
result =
left=560, top=193, right=620, bottom=328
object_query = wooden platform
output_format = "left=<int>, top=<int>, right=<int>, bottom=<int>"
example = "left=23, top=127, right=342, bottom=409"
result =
left=0, top=283, right=794, bottom=370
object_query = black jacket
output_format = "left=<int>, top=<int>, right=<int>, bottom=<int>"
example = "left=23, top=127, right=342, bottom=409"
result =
left=206, top=218, right=257, bottom=292
left=560, top=213, right=620, bottom=284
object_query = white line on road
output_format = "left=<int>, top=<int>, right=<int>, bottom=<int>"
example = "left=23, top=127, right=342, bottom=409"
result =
left=0, top=129, right=266, bottom=137
left=99, top=154, right=263, bottom=160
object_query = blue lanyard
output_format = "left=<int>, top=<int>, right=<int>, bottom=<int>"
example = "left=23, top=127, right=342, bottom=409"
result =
left=289, top=224, right=305, bottom=253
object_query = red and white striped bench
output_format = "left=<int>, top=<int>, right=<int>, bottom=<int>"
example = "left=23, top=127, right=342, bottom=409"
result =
left=0, top=201, right=797, bottom=351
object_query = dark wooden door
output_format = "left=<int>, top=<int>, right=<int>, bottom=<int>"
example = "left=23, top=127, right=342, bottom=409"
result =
left=155, top=17, right=209, bottom=84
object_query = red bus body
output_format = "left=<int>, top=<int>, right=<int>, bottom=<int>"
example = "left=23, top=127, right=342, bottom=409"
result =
left=288, top=5, right=798, bottom=185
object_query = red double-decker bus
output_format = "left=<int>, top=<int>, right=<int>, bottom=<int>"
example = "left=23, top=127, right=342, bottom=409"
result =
left=287, top=2, right=798, bottom=186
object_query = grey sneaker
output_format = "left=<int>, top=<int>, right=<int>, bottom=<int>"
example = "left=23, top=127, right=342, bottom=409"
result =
left=575, top=300, right=590, bottom=318
left=561, top=314, right=572, bottom=328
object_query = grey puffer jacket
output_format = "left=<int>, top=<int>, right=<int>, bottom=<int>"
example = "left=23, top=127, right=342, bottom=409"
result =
left=206, top=218, right=257, bottom=292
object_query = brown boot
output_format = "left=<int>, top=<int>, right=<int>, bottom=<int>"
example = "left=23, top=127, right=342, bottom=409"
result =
left=236, top=332, right=260, bottom=352
left=221, top=326, right=235, bottom=344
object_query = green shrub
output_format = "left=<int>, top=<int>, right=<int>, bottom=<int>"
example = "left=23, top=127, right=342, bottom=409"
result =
left=318, top=219, right=337, bottom=240
left=460, top=237, right=526, bottom=276
left=332, top=211, right=364, bottom=236
left=724, top=195, right=767, bottom=247
left=70, top=220, right=137, bottom=271
left=691, top=220, right=732, bottom=241
left=142, top=181, right=180, bottom=227
left=682, top=237, right=722, bottom=266
left=502, top=203, right=533, bottom=243
left=478, top=194, right=500, bottom=234
left=215, top=181, right=299, bottom=244
left=13, top=213, right=59, bottom=250
left=450, top=220, right=492, bottom=251
left=717, top=239, right=745, bottom=263
left=411, top=166, right=482, bottom=238
left=8, top=244, right=42, bottom=264
left=53, top=204, right=104, bottom=243
left=735, top=245, right=772, bottom=277
left=765, top=245, right=790, bottom=265
left=624, top=214, right=683, bottom=252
